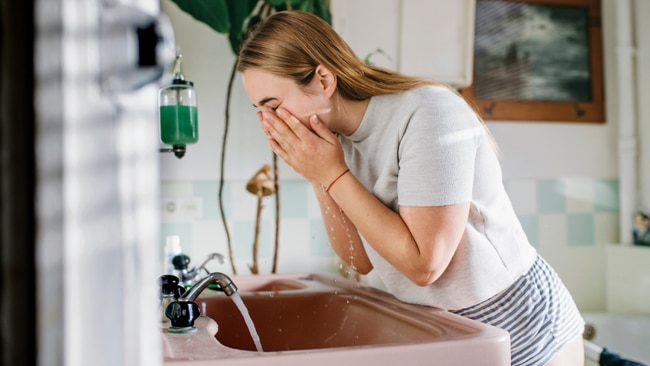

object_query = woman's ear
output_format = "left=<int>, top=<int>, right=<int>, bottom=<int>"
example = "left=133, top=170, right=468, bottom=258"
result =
left=315, top=64, right=337, bottom=98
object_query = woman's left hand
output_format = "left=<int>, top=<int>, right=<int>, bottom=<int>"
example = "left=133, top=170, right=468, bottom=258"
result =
left=259, top=108, right=348, bottom=186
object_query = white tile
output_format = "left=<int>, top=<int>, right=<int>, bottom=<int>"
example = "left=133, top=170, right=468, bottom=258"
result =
left=606, top=245, right=650, bottom=315
left=161, top=182, right=193, bottom=197
left=191, top=220, right=232, bottom=273
left=564, top=178, right=595, bottom=213
left=307, top=187, right=324, bottom=218
left=230, top=180, right=263, bottom=220
left=278, top=218, right=311, bottom=258
left=506, top=179, right=537, bottom=214
left=538, top=246, right=606, bottom=312
left=594, top=213, right=619, bottom=245
left=537, top=214, right=567, bottom=247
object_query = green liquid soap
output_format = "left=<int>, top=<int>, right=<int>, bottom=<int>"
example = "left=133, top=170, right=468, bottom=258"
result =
left=160, top=105, right=199, bottom=145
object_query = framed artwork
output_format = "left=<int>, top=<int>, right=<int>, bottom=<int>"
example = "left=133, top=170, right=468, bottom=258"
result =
left=460, top=0, right=604, bottom=122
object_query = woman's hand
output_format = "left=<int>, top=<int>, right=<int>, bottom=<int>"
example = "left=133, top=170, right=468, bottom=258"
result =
left=259, top=107, right=348, bottom=186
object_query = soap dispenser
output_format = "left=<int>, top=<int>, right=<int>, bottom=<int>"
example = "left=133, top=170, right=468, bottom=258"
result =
left=158, top=54, right=198, bottom=158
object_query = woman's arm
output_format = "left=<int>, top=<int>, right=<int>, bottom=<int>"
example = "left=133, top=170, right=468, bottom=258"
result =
left=311, top=182, right=373, bottom=274
left=261, top=108, right=468, bottom=286
left=325, top=171, right=469, bottom=286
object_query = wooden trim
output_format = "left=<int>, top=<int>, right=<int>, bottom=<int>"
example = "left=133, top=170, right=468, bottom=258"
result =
left=460, top=0, right=605, bottom=123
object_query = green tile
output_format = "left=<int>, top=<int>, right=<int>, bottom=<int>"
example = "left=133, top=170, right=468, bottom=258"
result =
left=517, top=214, right=539, bottom=247
left=594, top=179, right=619, bottom=213
left=191, top=181, right=223, bottom=220
left=538, top=180, right=566, bottom=214
left=310, top=219, right=334, bottom=256
left=567, top=213, right=595, bottom=246
left=232, top=220, right=274, bottom=260
left=279, top=180, right=308, bottom=218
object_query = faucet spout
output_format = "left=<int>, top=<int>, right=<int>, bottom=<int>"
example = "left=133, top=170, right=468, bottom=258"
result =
left=165, top=272, right=238, bottom=333
left=172, top=253, right=227, bottom=287
left=181, top=272, right=237, bottom=301
left=191, top=253, right=226, bottom=276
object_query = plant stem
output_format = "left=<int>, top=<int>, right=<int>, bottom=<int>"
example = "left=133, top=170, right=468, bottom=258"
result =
left=272, top=153, right=280, bottom=273
left=250, top=194, right=263, bottom=274
left=218, top=58, right=238, bottom=274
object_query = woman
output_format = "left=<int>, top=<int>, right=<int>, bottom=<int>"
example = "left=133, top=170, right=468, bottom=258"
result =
left=237, top=10, right=584, bottom=366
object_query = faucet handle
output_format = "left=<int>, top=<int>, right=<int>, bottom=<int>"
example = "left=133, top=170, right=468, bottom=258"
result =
left=159, top=274, right=185, bottom=299
left=172, top=254, right=191, bottom=271
left=165, top=301, right=201, bottom=331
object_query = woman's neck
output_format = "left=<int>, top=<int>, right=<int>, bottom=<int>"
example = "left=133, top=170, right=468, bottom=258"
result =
left=331, top=96, right=370, bottom=136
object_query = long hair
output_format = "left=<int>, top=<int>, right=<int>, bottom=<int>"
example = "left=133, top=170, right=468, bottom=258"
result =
left=237, top=10, right=500, bottom=155
left=237, top=10, right=441, bottom=100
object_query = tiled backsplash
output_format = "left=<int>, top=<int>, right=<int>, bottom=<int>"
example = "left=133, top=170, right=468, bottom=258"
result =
left=161, top=177, right=623, bottom=311
left=506, top=178, right=620, bottom=248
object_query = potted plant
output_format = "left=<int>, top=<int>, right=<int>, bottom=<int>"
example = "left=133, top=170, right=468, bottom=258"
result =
left=168, top=0, right=331, bottom=274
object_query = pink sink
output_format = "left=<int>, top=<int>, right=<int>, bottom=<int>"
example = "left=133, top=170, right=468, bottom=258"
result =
left=162, top=273, right=510, bottom=366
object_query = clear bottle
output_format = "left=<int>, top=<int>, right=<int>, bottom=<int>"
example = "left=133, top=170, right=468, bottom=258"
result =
left=163, top=235, right=182, bottom=276
left=158, top=54, right=198, bottom=146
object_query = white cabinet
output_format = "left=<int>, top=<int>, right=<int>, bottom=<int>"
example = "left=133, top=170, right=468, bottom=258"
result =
left=331, top=0, right=476, bottom=88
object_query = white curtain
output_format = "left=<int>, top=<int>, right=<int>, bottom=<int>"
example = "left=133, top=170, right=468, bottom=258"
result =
left=35, top=0, right=163, bottom=365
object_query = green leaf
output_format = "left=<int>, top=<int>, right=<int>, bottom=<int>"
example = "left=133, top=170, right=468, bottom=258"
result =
left=170, top=0, right=231, bottom=34
left=170, top=0, right=331, bottom=55
left=225, top=0, right=259, bottom=54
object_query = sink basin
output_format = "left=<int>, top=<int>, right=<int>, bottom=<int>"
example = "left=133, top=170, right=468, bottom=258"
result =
left=162, top=273, right=510, bottom=365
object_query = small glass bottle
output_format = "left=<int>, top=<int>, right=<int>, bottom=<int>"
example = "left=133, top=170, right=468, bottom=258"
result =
left=159, top=55, right=198, bottom=146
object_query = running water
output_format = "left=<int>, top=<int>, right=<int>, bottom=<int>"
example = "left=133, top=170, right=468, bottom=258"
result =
left=229, top=293, right=263, bottom=352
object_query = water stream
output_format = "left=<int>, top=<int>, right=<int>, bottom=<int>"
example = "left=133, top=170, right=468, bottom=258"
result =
left=229, top=293, right=264, bottom=352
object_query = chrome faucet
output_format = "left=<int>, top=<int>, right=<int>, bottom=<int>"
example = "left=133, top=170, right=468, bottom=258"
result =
left=165, top=272, right=238, bottom=333
left=173, top=252, right=226, bottom=287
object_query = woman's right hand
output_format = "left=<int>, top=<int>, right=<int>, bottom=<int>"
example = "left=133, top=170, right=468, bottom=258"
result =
left=258, top=108, right=348, bottom=188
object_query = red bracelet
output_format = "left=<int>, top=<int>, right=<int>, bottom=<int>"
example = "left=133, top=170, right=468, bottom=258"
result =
left=325, top=169, right=350, bottom=193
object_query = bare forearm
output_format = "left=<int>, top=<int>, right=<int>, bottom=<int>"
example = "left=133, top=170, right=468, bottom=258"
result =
left=312, top=183, right=372, bottom=274
left=325, top=172, right=462, bottom=286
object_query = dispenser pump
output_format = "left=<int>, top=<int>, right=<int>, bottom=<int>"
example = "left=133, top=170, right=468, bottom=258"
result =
left=159, top=54, right=198, bottom=158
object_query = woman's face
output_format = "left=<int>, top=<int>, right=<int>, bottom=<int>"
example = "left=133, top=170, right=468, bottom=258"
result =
left=241, top=68, right=332, bottom=128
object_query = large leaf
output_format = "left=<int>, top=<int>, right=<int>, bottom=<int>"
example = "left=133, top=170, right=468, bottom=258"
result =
left=170, top=0, right=231, bottom=34
left=225, top=0, right=260, bottom=55
left=170, top=0, right=331, bottom=55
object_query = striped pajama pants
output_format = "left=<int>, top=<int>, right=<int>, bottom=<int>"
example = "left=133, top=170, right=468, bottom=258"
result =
left=453, top=255, right=585, bottom=366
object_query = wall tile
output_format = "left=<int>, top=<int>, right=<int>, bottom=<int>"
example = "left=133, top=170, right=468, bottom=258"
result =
left=538, top=180, right=567, bottom=214
left=189, top=219, right=231, bottom=273
left=594, top=213, right=620, bottom=245
left=192, top=181, right=223, bottom=220
left=279, top=180, right=309, bottom=218
left=310, top=219, right=334, bottom=257
left=565, top=178, right=595, bottom=213
left=538, top=214, right=567, bottom=247
left=517, top=213, right=539, bottom=247
left=161, top=177, right=624, bottom=312
left=160, top=222, right=194, bottom=259
left=506, top=179, right=538, bottom=214
left=594, top=179, right=620, bottom=212
left=161, top=181, right=193, bottom=196
left=567, top=213, right=595, bottom=247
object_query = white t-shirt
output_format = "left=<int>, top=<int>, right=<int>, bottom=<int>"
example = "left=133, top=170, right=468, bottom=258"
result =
left=338, top=85, right=537, bottom=310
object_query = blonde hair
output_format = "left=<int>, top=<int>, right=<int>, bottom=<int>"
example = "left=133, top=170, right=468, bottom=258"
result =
left=237, top=10, right=500, bottom=155
left=237, top=10, right=442, bottom=100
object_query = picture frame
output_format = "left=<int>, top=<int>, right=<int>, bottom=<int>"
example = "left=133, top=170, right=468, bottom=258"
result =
left=460, top=0, right=604, bottom=123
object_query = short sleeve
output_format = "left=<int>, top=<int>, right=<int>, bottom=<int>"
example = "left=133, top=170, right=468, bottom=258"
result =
left=397, top=90, right=483, bottom=207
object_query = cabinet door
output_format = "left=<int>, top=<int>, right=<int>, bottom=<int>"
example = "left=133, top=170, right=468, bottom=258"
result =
left=399, top=0, right=476, bottom=88
left=331, top=0, right=400, bottom=69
